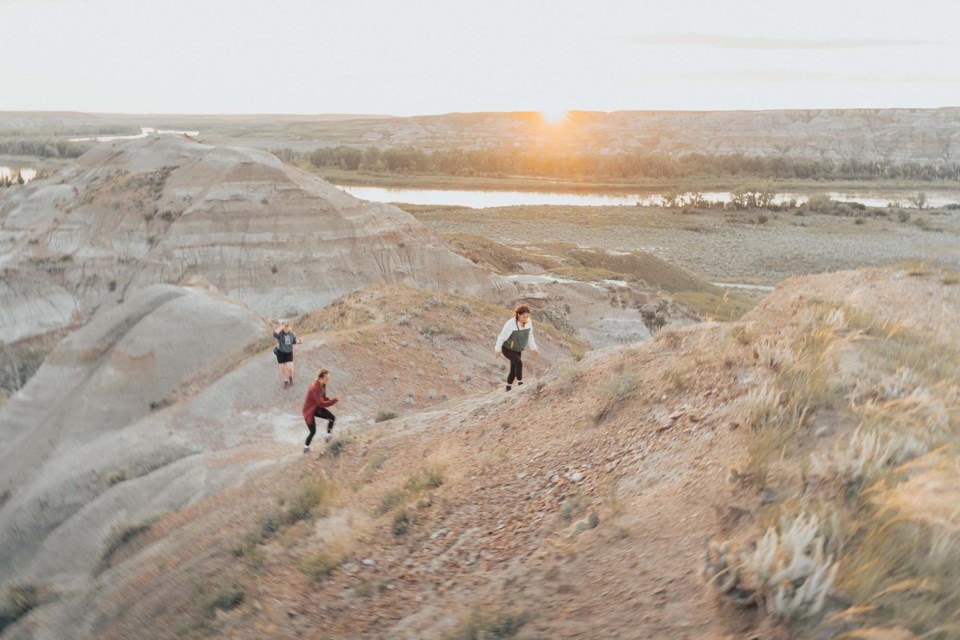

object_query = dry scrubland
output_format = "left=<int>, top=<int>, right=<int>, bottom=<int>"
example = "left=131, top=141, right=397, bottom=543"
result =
left=704, top=263, right=960, bottom=639
left=408, top=204, right=960, bottom=286
left=7, top=266, right=954, bottom=639
left=440, top=233, right=755, bottom=322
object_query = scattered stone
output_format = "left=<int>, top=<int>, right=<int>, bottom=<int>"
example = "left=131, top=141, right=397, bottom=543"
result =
left=571, top=471, right=584, bottom=483
left=362, top=558, right=375, bottom=566
left=760, top=488, right=781, bottom=505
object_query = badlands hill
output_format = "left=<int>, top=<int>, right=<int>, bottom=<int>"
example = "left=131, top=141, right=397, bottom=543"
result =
left=0, top=135, right=510, bottom=348
left=351, top=109, right=960, bottom=163
left=3, top=265, right=956, bottom=639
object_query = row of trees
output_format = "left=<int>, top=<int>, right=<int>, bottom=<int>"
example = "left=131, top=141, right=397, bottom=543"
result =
left=275, top=145, right=960, bottom=182
left=0, top=139, right=91, bottom=158
left=0, top=170, right=26, bottom=188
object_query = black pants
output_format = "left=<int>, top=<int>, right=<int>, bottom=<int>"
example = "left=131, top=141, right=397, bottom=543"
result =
left=306, top=408, right=335, bottom=446
left=502, top=346, right=523, bottom=384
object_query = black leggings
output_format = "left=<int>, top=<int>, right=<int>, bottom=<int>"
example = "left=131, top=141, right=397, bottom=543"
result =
left=306, top=408, right=336, bottom=446
left=502, top=346, right=523, bottom=384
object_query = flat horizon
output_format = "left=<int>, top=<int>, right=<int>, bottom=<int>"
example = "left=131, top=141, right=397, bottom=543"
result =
left=4, top=105, right=960, bottom=119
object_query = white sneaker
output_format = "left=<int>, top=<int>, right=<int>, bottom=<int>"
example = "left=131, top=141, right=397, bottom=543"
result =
left=303, top=446, right=310, bottom=454
left=324, top=432, right=332, bottom=441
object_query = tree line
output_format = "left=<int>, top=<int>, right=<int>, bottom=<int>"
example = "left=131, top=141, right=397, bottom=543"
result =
left=273, top=146, right=960, bottom=182
left=0, top=139, right=92, bottom=158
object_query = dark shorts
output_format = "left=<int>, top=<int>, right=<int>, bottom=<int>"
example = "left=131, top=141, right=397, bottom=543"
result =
left=275, top=350, right=293, bottom=364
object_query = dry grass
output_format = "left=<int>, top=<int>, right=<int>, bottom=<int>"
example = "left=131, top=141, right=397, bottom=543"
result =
left=298, top=551, right=343, bottom=581
left=232, top=474, right=338, bottom=565
left=740, top=305, right=851, bottom=487
left=440, top=234, right=756, bottom=321
left=361, top=451, right=389, bottom=482
left=404, top=460, right=446, bottom=492
left=740, top=513, right=839, bottom=619
left=0, top=583, right=40, bottom=633
left=98, top=514, right=164, bottom=573
left=442, top=233, right=560, bottom=274
left=840, top=453, right=960, bottom=636
left=195, top=575, right=243, bottom=619
left=376, top=488, right=404, bottom=516
left=728, top=282, right=960, bottom=636
left=443, top=608, right=530, bottom=640
left=941, top=272, right=960, bottom=286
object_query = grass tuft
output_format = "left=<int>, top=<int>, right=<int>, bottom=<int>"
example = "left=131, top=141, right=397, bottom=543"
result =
left=444, top=608, right=530, bottom=640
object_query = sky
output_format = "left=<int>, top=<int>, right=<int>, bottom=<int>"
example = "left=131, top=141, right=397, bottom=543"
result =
left=2, top=0, right=960, bottom=115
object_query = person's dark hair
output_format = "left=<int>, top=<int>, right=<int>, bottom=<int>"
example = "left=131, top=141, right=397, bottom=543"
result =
left=317, top=368, right=330, bottom=380
left=514, top=304, right=531, bottom=323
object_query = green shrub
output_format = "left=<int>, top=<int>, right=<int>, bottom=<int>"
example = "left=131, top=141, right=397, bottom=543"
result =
left=392, top=508, right=415, bottom=536
left=257, top=511, right=283, bottom=540
left=560, top=493, right=589, bottom=522
left=106, top=467, right=130, bottom=486
left=196, top=576, right=243, bottom=618
left=377, top=488, right=404, bottom=515
left=404, top=463, right=445, bottom=492
left=299, top=552, right=340, bottom=581
left=444, top=608, right=530, bottom=640
left=285, top=476, right=334, bottom=524
left=326, top=435, right=353, bottom=457
left=98, top=515, right=161, bottom=572
left=375, top=410, right=399, bottom=422
left=0, top=583, right=39, bottom=632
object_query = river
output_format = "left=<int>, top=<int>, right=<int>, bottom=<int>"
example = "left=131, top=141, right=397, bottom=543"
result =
left=68, top=127, right=199, bottom=142
left=336, top=185, right=960, bottom=210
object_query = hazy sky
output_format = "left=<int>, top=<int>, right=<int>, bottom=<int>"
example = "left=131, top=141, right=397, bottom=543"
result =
left=2, top=0, right=959, bottom=115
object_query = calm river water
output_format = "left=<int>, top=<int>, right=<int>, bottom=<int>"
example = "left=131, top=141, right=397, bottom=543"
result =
left=336, top=185, right=960, bottom=209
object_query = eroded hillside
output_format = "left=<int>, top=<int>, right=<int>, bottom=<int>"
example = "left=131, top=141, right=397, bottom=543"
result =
left=0, top=135, right=510, bottom=348
left=6, top=265, right=953, bottom=640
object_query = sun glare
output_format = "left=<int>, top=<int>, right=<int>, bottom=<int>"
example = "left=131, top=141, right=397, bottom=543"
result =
left=539, top=109, right=569, bottom=125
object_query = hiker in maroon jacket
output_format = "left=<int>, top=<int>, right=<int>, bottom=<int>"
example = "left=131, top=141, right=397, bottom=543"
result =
left=301, top=368, right=339, bottom=453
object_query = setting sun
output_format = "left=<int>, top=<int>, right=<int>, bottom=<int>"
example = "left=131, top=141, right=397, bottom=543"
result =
left=539, top=109, right=569, bottom=125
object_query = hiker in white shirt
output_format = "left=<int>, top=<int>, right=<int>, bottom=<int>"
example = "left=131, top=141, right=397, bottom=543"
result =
left=494, top=304, right=539, bottom=391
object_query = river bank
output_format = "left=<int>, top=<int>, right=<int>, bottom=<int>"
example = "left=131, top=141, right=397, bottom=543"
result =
left=313, top=165, right=960, bottom=197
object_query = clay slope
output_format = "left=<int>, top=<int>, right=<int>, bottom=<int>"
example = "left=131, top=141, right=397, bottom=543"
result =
left=0, top=284, right=584, bottom=639
left=0, top=283, right=269, bottom=586
left=0, top=135, right=512, bottom=344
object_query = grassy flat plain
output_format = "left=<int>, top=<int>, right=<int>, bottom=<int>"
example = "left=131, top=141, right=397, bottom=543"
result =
left=403, top=203, right=960, bottom=286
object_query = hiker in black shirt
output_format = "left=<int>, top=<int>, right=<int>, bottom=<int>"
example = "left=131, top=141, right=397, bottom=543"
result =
left=273, top=321, right=297, bottom=389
